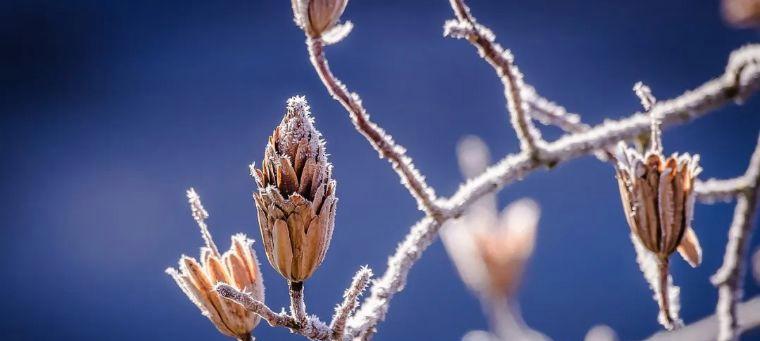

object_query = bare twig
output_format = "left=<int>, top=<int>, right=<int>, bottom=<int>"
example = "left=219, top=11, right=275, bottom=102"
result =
left=331, top=267, right=373, bottom=340
left=186, top=188, right=220, bottom=257
left=216, top=283, right=300, bottom=330
left=305, top=38, right=443, bottom=218
left=696, top=176, right=753, bottom=203
left=444, top=0, right=544, bottom=157
left=217, top=283, right=332, bottom=340
left=646, top=296, right=760, bottom=341
left=710, top=134, right=760, bottom=341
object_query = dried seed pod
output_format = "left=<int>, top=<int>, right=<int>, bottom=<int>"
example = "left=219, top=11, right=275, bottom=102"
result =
left=167, top=191, right=264, bottom=341
left=252, top=96, right=337, bottom=283
left=614, top=110, right=703, bottom=329
left=291, top=0, right=348, bottom=38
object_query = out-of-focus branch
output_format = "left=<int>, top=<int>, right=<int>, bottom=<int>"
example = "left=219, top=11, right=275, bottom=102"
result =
left=305, top=38, right=443, bottom=219
left=444, top=0, right=544, bottom=157
left=646, top=296, right=760, bottom=341
left=696, top=176, right=753, bottom=203
left=710, top=134, right=760, bottom=341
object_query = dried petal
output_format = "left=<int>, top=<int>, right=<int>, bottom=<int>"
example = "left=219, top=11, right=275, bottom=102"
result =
left=677, top=227, right=702, bottom=267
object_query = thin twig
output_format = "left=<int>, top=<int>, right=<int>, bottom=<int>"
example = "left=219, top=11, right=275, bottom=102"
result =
left=217, top=283, right=332, bottom=340
left=646, top=296, right=760, bottom=341
left=186, top=188, right=220, bottom=257
left=216, top=283, right=300, bottom=330
left=331, top=267, right=373, bottom=340
left=305, top=38, right=443, bottom=219
left=445, top=0, right=544, bottom=157
left=696, top=176, right=752, bottom=203
left=710, top=134, right=760, bottom=341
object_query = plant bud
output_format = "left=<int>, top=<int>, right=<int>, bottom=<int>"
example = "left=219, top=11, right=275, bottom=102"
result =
left=167, top=234, right=265, bottom=341
left=292, top=0, right=348, bottom=38
left=614, top=134, right=703, bottom=328
left=252, top=96, right=337, bottom=283
left=615, top=144, right=703, bottom=267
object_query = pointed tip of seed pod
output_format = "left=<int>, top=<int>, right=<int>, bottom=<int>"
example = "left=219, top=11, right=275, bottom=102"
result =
left=286, top=96, right=311, bottom=116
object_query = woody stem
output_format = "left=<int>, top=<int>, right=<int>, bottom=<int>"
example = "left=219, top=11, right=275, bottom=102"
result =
left=657, top=256, right=673, bottom=327
left=236, top=332, right=252, bottom=341
left=289, top=281, right=307, bottom=326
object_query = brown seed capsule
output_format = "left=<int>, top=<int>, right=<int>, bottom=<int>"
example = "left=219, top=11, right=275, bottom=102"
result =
left=615, top=139, right=703, bottom=329
left=615, top=145, right=703, bottom=266
left=167, top=234, right=265, bottom=341
left=252, top=96, right=337, bottom=283
left=291, top=0, right=348, bottom=38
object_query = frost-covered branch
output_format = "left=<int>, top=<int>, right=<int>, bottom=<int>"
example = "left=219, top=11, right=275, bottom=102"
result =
left=696, top=176, right=753, bottom=203
left=217, top=283, right=333, bottom=340
left=710, top=134, right=760, bottom=341
left=291, top=1, right=760, bottom=339
left=330, top=267, right=372, bottom=340
left=342, top=48, right=760, bottom=338
left=646, top=296, right=760, bottom=341
left=186, top=188, right=220, bottom=257
left=305, top=38, right=443, bottom=218
left=445, top=0, right=544, bottom=157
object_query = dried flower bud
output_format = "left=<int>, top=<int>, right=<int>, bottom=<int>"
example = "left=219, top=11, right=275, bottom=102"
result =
left=614, top=113, right=703, bottom=328
left=615, top=145, right=703, bottom=265
left=167, top=234, right=265, bottom=341
left=252, top=96, right=337, bottom=283
left=167, top=190, right=265, bottom=341
left=443, top=198, right=539, bottom=299
left=292, top=0, right=348, bottom=38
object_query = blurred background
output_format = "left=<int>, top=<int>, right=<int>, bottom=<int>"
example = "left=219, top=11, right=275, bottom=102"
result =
left=2, top=0, right=760, bottom=340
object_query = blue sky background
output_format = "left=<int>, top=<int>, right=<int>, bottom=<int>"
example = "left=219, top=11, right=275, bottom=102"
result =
left=2, top=0, right=760, bottom=340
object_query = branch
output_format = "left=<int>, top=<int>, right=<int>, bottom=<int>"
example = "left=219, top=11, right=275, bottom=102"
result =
left=331, top=267, right=372, bottom=340
left=345, top=33, right=760, bottom=341
left=710, top=134, right=760, bottom=341
left=444, top=0, right=544, bottom=157
left=696, top=176, right=752, bottom=203
left=299, top=1, right=760, bottom=338
left=305, top=38, right=443, bottom=218
left=216, top=283, right=332, bottom=340
left=646, top=296, right=760, bottom=341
